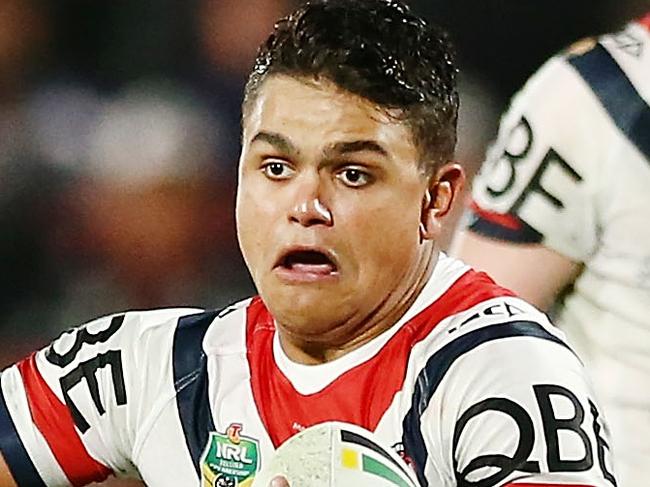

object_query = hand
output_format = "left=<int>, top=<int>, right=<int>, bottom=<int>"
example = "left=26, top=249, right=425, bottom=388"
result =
left=270, top=475, right=290, bottom=487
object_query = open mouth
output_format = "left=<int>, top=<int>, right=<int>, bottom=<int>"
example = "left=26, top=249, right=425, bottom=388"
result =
left=276, top=248, right=338, bottom=276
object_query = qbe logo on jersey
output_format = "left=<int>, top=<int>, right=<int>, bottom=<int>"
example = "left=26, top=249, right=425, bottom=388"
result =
left=201, top=424, right=260, bottom=487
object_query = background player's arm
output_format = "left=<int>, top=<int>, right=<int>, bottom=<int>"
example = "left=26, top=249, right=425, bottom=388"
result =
left=0, top=454, right=18, bottom=487
left=451, top=52, right=596, bottom=306
left=451, top=230, right=581, bottom=310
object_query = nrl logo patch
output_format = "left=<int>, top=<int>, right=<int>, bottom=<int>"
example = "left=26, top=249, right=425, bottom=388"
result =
left=201, top=424, right=260, bottom=487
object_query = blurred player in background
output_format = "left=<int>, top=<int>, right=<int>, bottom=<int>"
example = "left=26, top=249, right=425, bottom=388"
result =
left=0, top=1, right=617, bottom=486
left=453, top=13, right=650, bottom=486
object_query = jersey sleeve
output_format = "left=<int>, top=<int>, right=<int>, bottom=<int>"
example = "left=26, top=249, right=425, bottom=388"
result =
left=0, top=308, right=201, bottom=487
left=466, top=49, right=601, bottom=262
left=420, top=302, right=617, bottom=487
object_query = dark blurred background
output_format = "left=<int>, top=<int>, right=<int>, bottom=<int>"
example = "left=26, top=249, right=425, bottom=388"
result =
left=0, top=0, right=647, bottom=371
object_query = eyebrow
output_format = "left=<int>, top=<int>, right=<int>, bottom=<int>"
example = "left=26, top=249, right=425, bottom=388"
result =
left=251, top=131, right=299, bottom=156
left=250, top=132, right=390, bottom=160
left=324, top=140, right=389, bottom=158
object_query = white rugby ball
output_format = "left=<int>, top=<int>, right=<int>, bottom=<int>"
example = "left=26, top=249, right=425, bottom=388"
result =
left=251, top=422, right=419, bottom=487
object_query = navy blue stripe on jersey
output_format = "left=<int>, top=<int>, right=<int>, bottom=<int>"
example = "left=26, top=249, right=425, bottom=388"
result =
left=173, top=310, right=219, bottom=477
left=0, top=383, right=46, bottom=487
left=569, top=43, right=650, bottom=162
left=466, top=210, right=543, bottom=244
left=401, top=320, right=571, bottom=487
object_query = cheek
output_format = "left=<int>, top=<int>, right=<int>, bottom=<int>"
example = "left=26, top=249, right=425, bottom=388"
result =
left=236, top=183, right=280, bottom=268
left=236, top=187, right=261, bottom=264
left=341, top=197, right=421, bottom=273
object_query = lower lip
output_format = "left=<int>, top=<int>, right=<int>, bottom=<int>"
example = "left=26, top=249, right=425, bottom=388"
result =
left=273, top=264, right=339, bottom=284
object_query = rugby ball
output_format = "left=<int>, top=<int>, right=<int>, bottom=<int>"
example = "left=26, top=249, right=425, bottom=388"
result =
left=251, top=422, right=419, bottom=487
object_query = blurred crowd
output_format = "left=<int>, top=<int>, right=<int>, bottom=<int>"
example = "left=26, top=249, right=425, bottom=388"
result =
left=0, top=0, right=646, bottom=367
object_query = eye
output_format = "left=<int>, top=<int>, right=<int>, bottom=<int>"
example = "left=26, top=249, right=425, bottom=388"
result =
left=336, top=167, right=372, bottom=187
left=261, top=161, right=295, bottom=180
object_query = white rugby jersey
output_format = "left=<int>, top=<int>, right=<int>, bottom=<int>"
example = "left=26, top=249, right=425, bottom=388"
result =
left=465, top=14, right=649, bottom=485
left=0, top=255, right=616, bottom=487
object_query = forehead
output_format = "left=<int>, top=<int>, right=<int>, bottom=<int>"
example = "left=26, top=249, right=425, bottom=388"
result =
left=243, top=75, right=417, bottom=158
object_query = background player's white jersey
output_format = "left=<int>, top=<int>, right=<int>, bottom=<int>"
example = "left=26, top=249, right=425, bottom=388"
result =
left=0, top=256, right=616, bottom=487
left=467, top=14, right=650, bottom=485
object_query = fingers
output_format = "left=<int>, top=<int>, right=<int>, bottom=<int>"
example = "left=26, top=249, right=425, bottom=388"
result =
left=270, top=475, right=290, bottom=487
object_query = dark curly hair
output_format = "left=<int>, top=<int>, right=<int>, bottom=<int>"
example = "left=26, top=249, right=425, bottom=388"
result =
left=243, top=0, right=459, bottom=173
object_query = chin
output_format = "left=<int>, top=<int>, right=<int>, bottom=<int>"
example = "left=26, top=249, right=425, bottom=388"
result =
left=270, top=288, right=327, bottom=316
left=265, top=288, right=348, bottom=333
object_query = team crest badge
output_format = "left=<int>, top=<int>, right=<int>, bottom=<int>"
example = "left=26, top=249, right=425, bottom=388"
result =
left=201, top=424, right=260, bottom=487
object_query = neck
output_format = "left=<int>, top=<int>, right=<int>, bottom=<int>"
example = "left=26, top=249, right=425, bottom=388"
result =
left=278, top=246, right=439, bottom=364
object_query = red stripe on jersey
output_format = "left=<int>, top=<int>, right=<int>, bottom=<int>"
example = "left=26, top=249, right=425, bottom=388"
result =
left=638, top=12, right=650, bottom=30
left=247, top=269, right=515, bottom=447
left=17, top=354, right=112, bottom=486
left=469, top=199, right=522, bottom=230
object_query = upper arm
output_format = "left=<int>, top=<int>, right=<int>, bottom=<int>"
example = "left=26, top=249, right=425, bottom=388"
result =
left=451, top=230, right=580, bottom=310
left=0, top=308, right=196, bottom=487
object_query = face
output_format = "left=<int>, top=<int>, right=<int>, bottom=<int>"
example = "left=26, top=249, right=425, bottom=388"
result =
left=237, top=75, right=443, bottom=344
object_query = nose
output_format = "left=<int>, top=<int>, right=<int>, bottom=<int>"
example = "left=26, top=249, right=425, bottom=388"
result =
left=288, top=180, right=333, bottom=227
left=289, top=197, right=333, bottom=227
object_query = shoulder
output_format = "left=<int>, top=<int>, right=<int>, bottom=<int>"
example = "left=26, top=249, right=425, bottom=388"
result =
left=32, top=303, right=252, bottom=417
left=414, top=281, right=575, bottom=393
left=406, top=282, right=616, bottom=486
left=29, top=307, right=212, bottom=415
left=40, top=307, right=205, bottom=373
left=564, top=20, right=649, bottom=111
left=588, top=16, right=650, bottom=89
left=50, top=298, right=256, bottom=360
left=406, top=256, right=580, bottom=402
left=442, top=299, right=578, bottom=386
left=501, top=19, right=649, bottom=139
left=406, top=257, right=573, bottom=377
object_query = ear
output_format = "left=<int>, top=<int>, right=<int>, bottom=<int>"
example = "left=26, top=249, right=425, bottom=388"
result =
left=420, top=163, right=465, bottom=241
